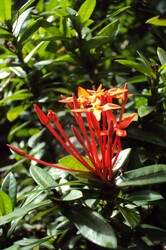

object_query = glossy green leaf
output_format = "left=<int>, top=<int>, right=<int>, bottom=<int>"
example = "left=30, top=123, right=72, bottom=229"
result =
left=59, top=155, right=93, bottom=172
left=0, top=190, right=13, bottom=216
left=9, top=66, right=27, bottom=77
left=146, top=15, right=166, bottom=26
left=116, top=164, right=166, bottom=187
left=138, top=105, right=154, bottom=117
left=116, top=59, right=156, bottom=78
left=7, top=104, right=30, bottom=122
left=13, top=0, right=35, bottom=21
left=113, top=148, right=131, bottom=173
left=157, top=47, right=166, bottom=65
left=98, top=20, right=119, bottom=38
left=0, top=0, right=11, bottom=22
left=0, top=200, right=51, bottom=226
left=30, top=165, right=58, bottom=188
left=61, top=189, right=82, bottom=201
left=78, top=0, right=96, bottom=24
left=18, top=17, right=43, bottom=47
left=127, top=190, right=163, bottom=206
left=117, top=205, right=140, bottom=228
left=1, top=172, right=17, bottom=207
left=63, top=204, right=117, bottom=249
left=13, top=7, right=33, bottom=37
left=137, top=51, right=151, bottom=67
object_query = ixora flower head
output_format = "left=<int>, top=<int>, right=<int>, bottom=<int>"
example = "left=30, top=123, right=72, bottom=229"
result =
left=8, top=83, right=137, bottom=182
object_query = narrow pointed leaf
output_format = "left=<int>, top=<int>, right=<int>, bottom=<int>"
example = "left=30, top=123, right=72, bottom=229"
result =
left=116, top=59, right=156, bottom=78
left=0, top=200, right=51, bottom=226
left=146, top=16, right=166, bottom=26
left=1, top=172, right=17, bottom=207
left=63, top=204, right=117, bottom=249
left=116, top=164, right=166, bottom=187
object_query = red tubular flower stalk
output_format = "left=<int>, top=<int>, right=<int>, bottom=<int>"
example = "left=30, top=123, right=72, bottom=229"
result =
left=8, top=84, right=136, bottom=182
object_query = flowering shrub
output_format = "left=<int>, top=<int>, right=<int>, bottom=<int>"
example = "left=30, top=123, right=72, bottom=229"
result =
left=8, top=84, right=136, bottom=182
left=0, top=0, right=166, bottom=249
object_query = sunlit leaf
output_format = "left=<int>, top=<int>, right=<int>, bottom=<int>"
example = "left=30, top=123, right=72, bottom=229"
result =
left=1, top=172, right=17, bottom=207
left=78, top=0, right=96, bottom=25
left=0, top=0, right=11, bottom=22
left=7, top=104, right=30, bottom=122
left=146, top=15, right=166, bottom=26
left=0, top=190, right=13, bottom=216
left=63, top=204, right=117, bottom=249
left=59, top=155, right=93, bottom=172
left=98, top=20, right=119, bottom=38
left=157, top=47, right=166, bottom=66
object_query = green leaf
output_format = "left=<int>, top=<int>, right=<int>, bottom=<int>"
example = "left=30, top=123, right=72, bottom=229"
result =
left=113, top=148, right=131, bottom=174
left=61, top=189, right=82, bottom=201
left=62, top=204, right=117, bottom=249
left=13, top=7, right=34, bottom=37
left=146, top=15, right=166, bottom=26
left=116, top=164, right=166, bottom=187
left=9, top=66, right=27, bottom=77
left=18, top=17, right=44, bottom=47
left=157, top=47, right=166, bottom=66
left=117, top=205, right=140, bottom=229
left=0, top=0, right=11, bottom=22
left=137, top=51, right=151, bottom=68
left=98, top=20, right=119, bottom=38
left=78, top=0, right=96, bottom=25
left=0, top=190, right=13, bottom=216
left=59, top=155, right=94, bottom=172
left=127, top=190, right=163, bottom=206
left=7, top=104, right=30, bottom=122
left=30, top=165, right=58, bottom=189
left=15, top=235, right=54, bottom=250
left=116, top=59, right=156, bottom=78
left=1, top=172, right=17, bottom=207
left=0, top=200, right=51, bottom=226
left=138, top=105, right=154, bottom=117
left=0, top=27, right=14, bottom=39
left=14, top=0, right=35, bottom=21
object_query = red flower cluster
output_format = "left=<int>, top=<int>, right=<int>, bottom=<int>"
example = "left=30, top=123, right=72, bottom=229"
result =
left=8, top=84, right=136, bottom=181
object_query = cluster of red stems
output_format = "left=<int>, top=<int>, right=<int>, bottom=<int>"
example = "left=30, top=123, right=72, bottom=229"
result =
left=8, top=84, right=136, bottom=181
